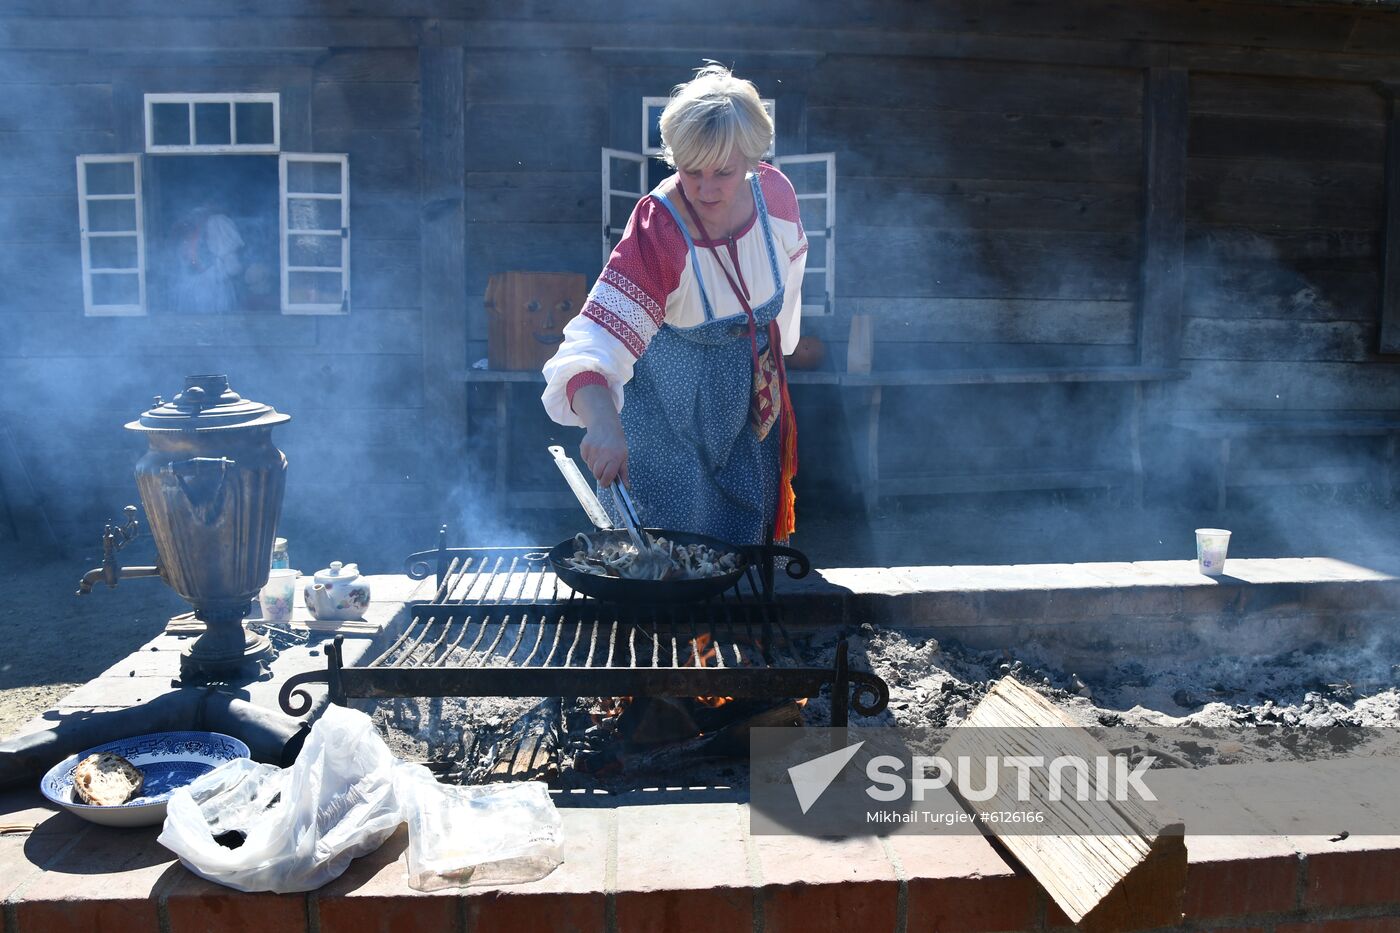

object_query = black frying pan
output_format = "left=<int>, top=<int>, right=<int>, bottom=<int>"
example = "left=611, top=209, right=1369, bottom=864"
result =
left=549, top=528, right=751, bottom=604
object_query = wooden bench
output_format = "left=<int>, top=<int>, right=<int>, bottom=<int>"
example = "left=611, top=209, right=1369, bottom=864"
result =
left=840, top=367, right=1186, bottom=513
left=1168, top=417, right=1400, bottom=510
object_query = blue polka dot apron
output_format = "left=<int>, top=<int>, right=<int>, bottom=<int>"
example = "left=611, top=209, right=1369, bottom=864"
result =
left=599, top=174, right=786, bottom=546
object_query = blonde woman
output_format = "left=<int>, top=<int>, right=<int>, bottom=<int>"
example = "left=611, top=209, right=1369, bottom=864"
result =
left=542, top=64, right=809, bottom=544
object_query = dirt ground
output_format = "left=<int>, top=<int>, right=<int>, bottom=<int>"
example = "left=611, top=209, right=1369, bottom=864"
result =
left=3, top=486, right=1397, bottom=740
left=0, top=533, right=187, bottom=738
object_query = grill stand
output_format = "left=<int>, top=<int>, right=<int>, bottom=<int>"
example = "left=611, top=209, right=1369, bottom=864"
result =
left=280, top=537, right=889, bottom=729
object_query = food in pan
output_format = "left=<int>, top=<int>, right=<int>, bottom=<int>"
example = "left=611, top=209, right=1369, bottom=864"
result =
left=72, top=752, right=145, bottom=806
left=564, top=533, right=740, bottom=580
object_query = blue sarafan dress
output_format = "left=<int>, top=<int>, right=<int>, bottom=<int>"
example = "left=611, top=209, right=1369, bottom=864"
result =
left=541, top=163, right=810, bottom=546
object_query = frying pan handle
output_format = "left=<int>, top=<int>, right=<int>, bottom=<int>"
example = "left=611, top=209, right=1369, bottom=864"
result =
left=745, top=544, right=810, bottom=580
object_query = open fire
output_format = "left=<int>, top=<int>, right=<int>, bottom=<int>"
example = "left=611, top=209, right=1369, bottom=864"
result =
left=323, top=537, right=888, bottom=789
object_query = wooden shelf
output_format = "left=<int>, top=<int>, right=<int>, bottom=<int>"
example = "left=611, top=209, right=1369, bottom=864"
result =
left=461, top=366, right=1184, bottom=387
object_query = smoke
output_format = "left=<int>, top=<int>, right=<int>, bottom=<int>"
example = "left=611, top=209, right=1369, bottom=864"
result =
left=1, top=12, right=1397, bottom=583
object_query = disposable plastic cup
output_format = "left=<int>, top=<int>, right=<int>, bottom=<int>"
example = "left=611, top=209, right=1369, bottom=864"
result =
left=259, top=568, right=298, bottom=622
left=1195, top=528, right=1231, bottom=576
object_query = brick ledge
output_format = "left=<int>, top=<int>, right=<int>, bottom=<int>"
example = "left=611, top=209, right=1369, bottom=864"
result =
left=4, top=788, right=1400, bottom=933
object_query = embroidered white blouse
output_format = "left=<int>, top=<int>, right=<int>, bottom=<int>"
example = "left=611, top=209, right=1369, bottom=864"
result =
left=541, top=162, right=809, bottom=427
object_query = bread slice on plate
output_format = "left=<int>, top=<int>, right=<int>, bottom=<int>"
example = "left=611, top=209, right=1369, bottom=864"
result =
left=72, top=752, right=144, bottom=806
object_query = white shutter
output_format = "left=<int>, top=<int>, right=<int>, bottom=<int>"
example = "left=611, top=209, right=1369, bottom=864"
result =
left=280, top=153, right=349, bottom=314
left=601, top=148, right=648, bottom=267
left=773, top=152, right=835, bottom=316
left=76, top=154, right=145, bottom=316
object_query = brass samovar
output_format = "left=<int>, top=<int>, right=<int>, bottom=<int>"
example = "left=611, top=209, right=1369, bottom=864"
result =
left=78, top=374, right=290, bottom=681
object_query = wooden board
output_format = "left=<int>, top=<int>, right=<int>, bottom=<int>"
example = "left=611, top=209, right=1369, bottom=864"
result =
left=1188, top=112, right=1385, bottom=165
left=464, top=221, right=599, bottom=294
left=809, top=109, right=1141, bottom=183
left=1168, top=359, right=1400, bottom=411
left=808, top=55, right=1142, bottom=116
left=0, top=83, right=112, bottom=131
left=841, top=227, right=1138, bottom=300
left=839, top=298, right=1136, bottom=346
left=311, top=81, right=421, bottom=131
left=1139, top=67, right=1188, bottom=370
left=840, top=176, right=1139, bottom=234
left=1181, top=259, right=1377, bottom=322
left=484, top=271, right=586, bottom=371
left=1186, top=226, right=1378, bottom=265
left=1187, top=159, right=1383, bottom=229
left=311, top=129, right=422, bottom=194
left=464, top=103, right=606, bottom=173
left=315, top=48, right=420, bottom=85
left=1182, top=318, right=1378, bottom=363
left=1190, top=73, right=1387, bottom=124
left=465, top=172, right=598, bottom=225
left=942, top=676, right=1186, bottom=933
left=420, top=44, right=469, bottom=491
left=1381, top=90, right=1400, bottom=354
left=349, top=239, right=420, bottom=310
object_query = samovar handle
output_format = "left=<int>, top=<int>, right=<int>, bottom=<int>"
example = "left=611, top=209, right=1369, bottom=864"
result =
left=167, top=457, right=236, bottom=521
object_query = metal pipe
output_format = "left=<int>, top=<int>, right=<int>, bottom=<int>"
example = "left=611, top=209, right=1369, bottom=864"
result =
left=0, top=688, right=318, bottom=790
left=76, top=564, right=160, bottom=595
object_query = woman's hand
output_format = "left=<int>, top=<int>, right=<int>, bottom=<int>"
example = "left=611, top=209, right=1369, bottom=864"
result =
left=572, top=384, right=628, bottom=486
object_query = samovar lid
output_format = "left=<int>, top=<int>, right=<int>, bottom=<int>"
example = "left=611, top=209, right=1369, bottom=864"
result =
left=126, top=375, right=291, bottom=432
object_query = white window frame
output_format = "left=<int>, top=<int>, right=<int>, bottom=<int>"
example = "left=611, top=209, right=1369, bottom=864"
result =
left=601, top=148, right=649, bottom=267
left=145, top=93, right=281, bottom=154
left=279, top=152, right=350, bottom=314
left=76, top=154, right=146, bottom=316
left=773, top=152, right=836, bottom=316
left=642, top=96, right=775, bottom=159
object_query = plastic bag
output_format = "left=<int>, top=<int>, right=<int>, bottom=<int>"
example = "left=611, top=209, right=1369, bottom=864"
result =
left=158, top=705, right=402, bottom=894
left=397, top=764, right=563, bottom=891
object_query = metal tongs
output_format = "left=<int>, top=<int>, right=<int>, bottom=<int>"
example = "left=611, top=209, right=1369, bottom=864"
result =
left=610, top=480, right=649, bottom=553
left=547, top=445, right=649, bottom=552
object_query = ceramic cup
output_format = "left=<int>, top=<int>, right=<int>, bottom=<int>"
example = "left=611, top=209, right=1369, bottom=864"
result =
left=259, top=568, right=298, bottom=622
left=1195, top=528, right=1232, bottom=576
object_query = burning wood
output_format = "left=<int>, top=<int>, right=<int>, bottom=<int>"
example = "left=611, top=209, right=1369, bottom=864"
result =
left=573, top=697, right=804, bottom=775
left=486, top=697, right=561, bottom=783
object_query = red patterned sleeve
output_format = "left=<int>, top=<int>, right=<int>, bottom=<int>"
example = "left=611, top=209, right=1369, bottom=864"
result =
left=581, top=196, right=688, bottom=358
left=565, top=370, right=610, bottom=410
left=760, top=164, right=808, bottom=264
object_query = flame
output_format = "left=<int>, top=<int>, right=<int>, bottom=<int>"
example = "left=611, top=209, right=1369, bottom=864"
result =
left=590, top=696, right=631, bottom=723
left=690, top=633, right=734, bottom=708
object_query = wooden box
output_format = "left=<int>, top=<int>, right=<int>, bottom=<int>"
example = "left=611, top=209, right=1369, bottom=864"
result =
left=485, top=271, right=588, bottom=370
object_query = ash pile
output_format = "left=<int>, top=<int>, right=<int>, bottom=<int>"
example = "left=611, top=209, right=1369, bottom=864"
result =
left=371, top=623, right=1400, bottom=791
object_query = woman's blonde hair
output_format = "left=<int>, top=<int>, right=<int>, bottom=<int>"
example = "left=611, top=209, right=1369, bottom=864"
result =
left=659, top=63, right=773, bottom=172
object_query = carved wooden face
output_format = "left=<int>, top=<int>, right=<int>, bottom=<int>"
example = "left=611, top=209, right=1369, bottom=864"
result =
left=527, top=295, right=570, bottom=348
left=486, top=272, right=587, bottom=370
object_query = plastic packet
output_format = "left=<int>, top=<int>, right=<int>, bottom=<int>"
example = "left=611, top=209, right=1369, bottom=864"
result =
left=396, top=764, right=563, bottom=891
left=158, top=705, right=402, bottom=894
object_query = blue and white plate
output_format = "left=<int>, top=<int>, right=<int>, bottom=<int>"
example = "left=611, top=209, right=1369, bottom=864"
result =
left=40, top=731, right=250, bottom=828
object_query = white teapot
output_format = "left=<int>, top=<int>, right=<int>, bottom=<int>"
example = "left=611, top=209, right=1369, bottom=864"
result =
left=304, top=561, right=371, bottom=621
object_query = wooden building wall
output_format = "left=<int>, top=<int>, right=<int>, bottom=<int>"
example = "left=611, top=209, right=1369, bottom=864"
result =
left=0, top=36, right=437, bottom=562
left=2, top=0, right=1400, bottom=557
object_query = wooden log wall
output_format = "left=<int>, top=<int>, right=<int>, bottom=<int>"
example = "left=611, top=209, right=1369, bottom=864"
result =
left=1174, top=71, right=1398, bottom=412
left=3, top=0, right=1400, bottom=542
left=0, top=40, right=437, bottom=562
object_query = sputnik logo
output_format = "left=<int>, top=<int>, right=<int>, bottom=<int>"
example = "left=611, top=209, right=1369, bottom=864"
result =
left=787, top=740, right=864, bottom=814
